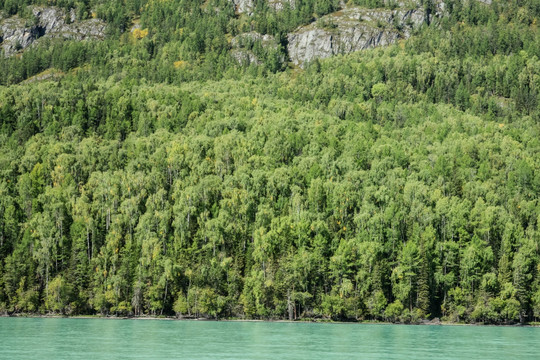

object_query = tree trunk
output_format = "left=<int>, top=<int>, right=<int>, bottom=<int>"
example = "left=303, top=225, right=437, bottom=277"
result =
left=287, top=289, right=294, bottom=321
left=161, top=279, right=168, bottom=316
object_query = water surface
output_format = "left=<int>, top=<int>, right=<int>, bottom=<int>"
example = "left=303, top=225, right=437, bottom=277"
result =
left=1, top=317, right=537, bottom=359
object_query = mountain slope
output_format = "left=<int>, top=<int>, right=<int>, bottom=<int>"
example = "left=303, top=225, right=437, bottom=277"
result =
left=0, top=0, right=539, bottom=323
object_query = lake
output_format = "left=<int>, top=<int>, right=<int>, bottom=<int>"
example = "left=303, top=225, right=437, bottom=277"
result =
left=1, top=317, right=538, bottom=359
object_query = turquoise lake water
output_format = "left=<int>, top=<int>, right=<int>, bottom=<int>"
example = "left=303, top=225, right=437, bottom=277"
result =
left=0, top=317, right=538, bottom=359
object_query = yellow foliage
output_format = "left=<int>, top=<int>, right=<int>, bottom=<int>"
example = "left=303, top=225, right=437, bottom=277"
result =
left=174, top=60, right=189, bottom=69
left=132, top=28, right=149, bottom=40
left=91, top=11, right=97, bottom=19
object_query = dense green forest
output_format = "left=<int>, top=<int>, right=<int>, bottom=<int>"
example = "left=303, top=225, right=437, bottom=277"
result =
left=1, top=0, right=540, bottom=324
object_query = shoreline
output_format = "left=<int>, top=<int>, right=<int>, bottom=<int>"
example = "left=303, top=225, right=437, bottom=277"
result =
left=2, top=313, right=538, bottom=327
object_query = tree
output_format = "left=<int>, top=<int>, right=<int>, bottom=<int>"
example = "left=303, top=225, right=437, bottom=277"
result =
left=392, top=241, right=419, bottom=312
left=46, top=275, right=73, bottom=314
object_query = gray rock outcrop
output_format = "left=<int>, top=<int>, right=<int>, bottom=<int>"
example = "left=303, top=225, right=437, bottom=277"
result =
left=231, top=31, right=283, bottom=65
left=230, top=0, right=295, bottom=14
left=231, top=0, right=255, bottom=15
left=287, top=6, right=426, bottom=67
left=1, top=6, right=106, bottom=57
left=268, top=0, right=296, bottom=11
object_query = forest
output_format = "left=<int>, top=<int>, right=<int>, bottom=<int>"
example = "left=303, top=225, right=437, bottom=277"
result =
left=1, top=0, right=540, bottom=324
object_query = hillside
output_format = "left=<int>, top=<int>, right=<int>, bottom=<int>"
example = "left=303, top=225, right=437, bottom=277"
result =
left=1, top=0, right=540, bottom=324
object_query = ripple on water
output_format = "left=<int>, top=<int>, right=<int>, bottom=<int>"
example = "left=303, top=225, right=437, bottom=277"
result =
left=0, top=318, right=539, bottom=360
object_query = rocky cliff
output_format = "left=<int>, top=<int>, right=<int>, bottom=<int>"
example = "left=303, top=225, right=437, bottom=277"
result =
left=0, top=7, right=106, bottom=57
left=231, top=32, right=281, bottom=65
left=287, top=6, right=427, bottom=67
left=229, top=0, right=496, bottom=67
left=285, top=0, right=496, bottom=67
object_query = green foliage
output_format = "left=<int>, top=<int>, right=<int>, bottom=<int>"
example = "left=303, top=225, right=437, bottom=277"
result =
left=385, top=300, right=404, bottom=322
left=45, top=275, right=73, bottom=314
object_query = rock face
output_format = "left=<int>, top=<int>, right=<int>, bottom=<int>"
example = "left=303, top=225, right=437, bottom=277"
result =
left=231, top=0, right=255, bottom=15
left=287, top=6, right=426, bottom=67
left=228, top=0, right=495, bottom=67
left=231, top=32, right=283, bottom=65
left=0, top=7, right=106, bottom=57
left=230, top=0, right=295, bottom=14
left=268, top=0, right=296, bottom=11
